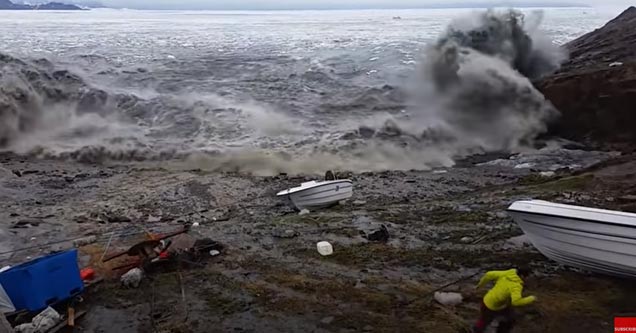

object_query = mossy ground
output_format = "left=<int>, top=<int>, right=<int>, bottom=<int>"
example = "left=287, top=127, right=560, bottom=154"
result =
left=81, top=166, right=636, bottom=332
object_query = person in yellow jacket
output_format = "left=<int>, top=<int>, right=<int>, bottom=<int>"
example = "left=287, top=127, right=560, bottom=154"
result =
left=472, top=268, right=536, bottom=333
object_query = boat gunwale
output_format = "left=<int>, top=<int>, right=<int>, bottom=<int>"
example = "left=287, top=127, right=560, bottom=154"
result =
left=507, top=208, right=636, bottom=229
left=276, top=179, right=353, bottom=196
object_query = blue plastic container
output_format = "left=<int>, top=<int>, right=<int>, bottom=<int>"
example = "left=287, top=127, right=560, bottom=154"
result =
left=0, top=249, right=84, bottom=312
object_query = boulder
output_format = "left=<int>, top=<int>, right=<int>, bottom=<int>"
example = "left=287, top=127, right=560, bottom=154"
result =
left=537, top=7, right=636, bottom=149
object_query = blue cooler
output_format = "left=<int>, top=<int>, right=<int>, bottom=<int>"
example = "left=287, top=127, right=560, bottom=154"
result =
left=0, top=249, right=84, bottom=312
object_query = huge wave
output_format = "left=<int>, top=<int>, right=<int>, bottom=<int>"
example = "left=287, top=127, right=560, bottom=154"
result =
left=0, top=9, right=565, bottom=174
left=355, top=9, right=564, bottom=154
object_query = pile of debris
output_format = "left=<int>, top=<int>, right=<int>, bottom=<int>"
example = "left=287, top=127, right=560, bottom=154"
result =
left=0, top=226, right=223, bottom=332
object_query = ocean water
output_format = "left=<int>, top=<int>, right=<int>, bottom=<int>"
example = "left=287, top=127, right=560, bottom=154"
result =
left=0, top=8, right=622, bottom=173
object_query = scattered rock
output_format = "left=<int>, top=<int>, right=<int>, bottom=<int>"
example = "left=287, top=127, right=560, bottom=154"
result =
left=121, top=268, right=143, bottom=288
left=460, top=236, right=473, bottom=243
left=495, top=212, right=508, bottom=219
left=609, top=61, right=624, bottom=67
left=358, top=126, right=376, bottom=139
left=272, top=229, right=298, bottom=239
left=317, top=241, right=333, bottom=256
left=73, top=236, right=97, bottom=247
left=540, top=171, right=556, bottom=177
left=503, top=235, right=533, bottom=250
left=514, top=163, right=534, bottom=169
left=434, top=292, right=463, bottom=306
left=353, top=200, right=367, bottom=206
left=0, top=167, right=15, bottom=179
left=12, top=218, right=43, bottom=228
left=104, top=214, right=132, bottom=223
left=193, top=238, right=224, bottom=254
left=362, top=225, right=390, bottom=242
left=73, top=215, right=90, bottom=224
left=321, top=316, right=335, bottom=325
left=618, top=195, right=636, bottom=203
left=298, top=209, right=310, bottom=216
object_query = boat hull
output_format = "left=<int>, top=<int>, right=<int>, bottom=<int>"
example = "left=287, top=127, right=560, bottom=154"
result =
left=279, top=180, right=353, bottom=210
left=508, top=200, right=636, bottom=278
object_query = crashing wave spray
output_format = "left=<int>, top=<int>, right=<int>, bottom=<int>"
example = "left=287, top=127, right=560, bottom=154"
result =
left=0, top=10, right=566, bottom=174
left=0, top=53, right=145, bottom=154
left=373, top=9, right=564, bottom=156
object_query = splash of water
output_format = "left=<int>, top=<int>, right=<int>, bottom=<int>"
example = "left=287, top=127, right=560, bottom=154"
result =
left=386, top=9, right=564, bottom=154
left=0, top=9, right=566, bottom=174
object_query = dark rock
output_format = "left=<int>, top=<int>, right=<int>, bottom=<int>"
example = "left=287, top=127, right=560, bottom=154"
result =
left=106, top=214, right=131, bottom=223
left=537, top=7, right=636, bottom=149
left=618, top=195, right=636, bottom=203
left=12, top=218, right=43, bottom=228
left=272, top=229, right=298, bottom=239
left=358, top=126, right=376, bottom=139
left=193, top=238, right=224, bottom=254
left=361, top=225, right=390, bottom=242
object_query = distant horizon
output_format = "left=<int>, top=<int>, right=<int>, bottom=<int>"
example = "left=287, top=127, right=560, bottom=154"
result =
left=93, top=3, right=592, bottom=10
left=93, top=4, right=593, bottom=10
left=12, top=0, right=610, bottom=10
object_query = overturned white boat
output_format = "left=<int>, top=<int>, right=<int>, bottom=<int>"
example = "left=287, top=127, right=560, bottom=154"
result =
left=277, top=179, right=353, bottom=211
left=508, top=200, right=636, bottom=278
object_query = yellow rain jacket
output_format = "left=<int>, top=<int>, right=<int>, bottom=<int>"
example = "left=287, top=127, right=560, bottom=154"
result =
left=477, top=269, right=536, bottom=311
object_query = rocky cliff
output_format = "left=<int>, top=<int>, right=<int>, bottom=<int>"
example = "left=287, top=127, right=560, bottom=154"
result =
left=538, top=7, right=636, bottom=149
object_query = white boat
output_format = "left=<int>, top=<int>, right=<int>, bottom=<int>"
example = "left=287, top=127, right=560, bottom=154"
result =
left=276, top=179, right=353, bottom=210
left=507, top=200, right=636, bottom=278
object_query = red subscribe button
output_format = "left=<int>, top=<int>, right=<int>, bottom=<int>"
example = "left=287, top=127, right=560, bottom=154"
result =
left=616, top=317, right=636, bottom=332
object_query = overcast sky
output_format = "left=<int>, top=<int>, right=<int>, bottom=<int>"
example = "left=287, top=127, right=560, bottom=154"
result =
left=92, top=0, right=634, bottom=10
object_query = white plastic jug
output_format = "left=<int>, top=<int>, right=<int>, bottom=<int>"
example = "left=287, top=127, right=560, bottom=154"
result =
left=316, top=241, right=333, bottom=256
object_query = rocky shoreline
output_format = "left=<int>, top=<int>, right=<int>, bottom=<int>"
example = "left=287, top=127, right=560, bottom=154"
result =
left=1, top=6, right=636, bottom=333
left=2, top=147, right=636, bottom=332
